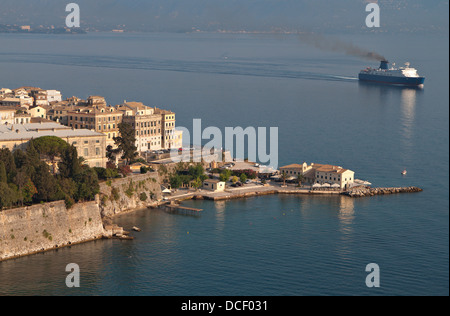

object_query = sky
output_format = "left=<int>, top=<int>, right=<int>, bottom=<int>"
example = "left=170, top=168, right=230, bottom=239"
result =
left=0, top=0, right=448, bottom=33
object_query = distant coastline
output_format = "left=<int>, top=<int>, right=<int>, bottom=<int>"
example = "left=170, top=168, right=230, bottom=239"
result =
left=0, top=24, right=86, bottom=34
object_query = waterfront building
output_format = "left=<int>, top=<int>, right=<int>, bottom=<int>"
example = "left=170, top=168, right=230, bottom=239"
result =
left=202, top=179, right=226, bottom=192
left=313, top=164, right=355, bottom=189
left=0, top=122, right=107, bottom=168
left=279, top=162, right=355, bottom=189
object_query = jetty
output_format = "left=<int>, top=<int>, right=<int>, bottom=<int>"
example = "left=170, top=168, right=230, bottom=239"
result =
left=162, top=202, right=203, bottom=215
left=343, top=186, right=423, bottom=197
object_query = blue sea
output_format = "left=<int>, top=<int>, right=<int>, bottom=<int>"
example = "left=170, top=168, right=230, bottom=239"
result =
left=0, top=31, right=448, bottom=296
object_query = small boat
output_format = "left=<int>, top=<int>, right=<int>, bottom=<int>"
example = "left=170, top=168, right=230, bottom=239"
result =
left=401, top=169, right=407, bottom=175
left=132, top=226, right=141, bottom=232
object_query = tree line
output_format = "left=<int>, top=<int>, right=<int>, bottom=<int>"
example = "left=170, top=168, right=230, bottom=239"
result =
left=0, top=136, right=99, bottom=210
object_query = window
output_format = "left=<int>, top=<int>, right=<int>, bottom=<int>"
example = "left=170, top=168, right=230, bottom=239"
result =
left=96, top=148, right=100, bottom=156
left=84, top=141, right=88, bottom=144
left=84, top=148, right=89, bottom=156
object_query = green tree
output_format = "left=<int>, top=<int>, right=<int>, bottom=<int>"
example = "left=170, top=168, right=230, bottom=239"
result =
left=106, top=145, right=116, bottom=166
left=170, top=174, right=183, bottom=189
left=74, top=168, right=99, bottom=201
left=0, top=182, right=15, bottom=210
left=32, top=162, right=60, bottom=202
left=21, top=178, right=37, bottom=204
left=58, top=145, right=81, bottom=179
left=25, top=141, right=40, bottom=169
left=0, top=162, right=6, bottom=184
left=113, top=122, right=137, bottom=165
left=0, top=148, right=17, bottom=182
left=219, top=169, right=232, bottom=182
left=240, top=173, right=247, bottom=183
left=191, top=177, right=203, bottom=190
left=30, top=136, right=69, bottom=173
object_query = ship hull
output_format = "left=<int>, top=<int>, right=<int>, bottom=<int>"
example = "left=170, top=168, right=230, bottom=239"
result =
left=358, top=73, right=425, bottom=86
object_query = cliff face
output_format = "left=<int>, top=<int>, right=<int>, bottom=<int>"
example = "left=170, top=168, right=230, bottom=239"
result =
left=98, top=172, right=162, bottom=218
left=0, top=200, right=105, bottom=261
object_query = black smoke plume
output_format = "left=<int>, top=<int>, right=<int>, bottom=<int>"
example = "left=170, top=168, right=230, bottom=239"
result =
left=298, top=32, right=386, bottom=61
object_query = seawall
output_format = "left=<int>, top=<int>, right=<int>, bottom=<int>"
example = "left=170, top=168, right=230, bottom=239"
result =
left=0, top=200, right=105, bottom=261
left=0, top=172, right=163, bottom=261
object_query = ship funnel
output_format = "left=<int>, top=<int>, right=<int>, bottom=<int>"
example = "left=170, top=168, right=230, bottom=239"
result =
left=380, top=60, right=389, bottom=70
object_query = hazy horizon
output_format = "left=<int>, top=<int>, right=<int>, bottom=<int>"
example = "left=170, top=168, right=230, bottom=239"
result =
left=0, top=0, right=448, bottom=34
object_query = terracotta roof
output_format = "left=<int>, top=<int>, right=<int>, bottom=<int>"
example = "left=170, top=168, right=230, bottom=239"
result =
left=280, top=163, right=304, bottom=169
left=313, top=164, right=348, bottom=174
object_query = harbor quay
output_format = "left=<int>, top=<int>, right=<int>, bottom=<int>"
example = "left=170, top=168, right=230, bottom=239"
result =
left=160, top=181, right=422, bottom=204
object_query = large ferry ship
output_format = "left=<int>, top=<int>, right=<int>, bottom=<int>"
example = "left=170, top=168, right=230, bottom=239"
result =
left=359, top=60, right=425, bottom=86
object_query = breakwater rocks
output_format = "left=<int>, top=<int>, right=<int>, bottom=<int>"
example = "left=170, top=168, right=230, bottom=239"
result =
left=343, top=186, right=423, bottom=197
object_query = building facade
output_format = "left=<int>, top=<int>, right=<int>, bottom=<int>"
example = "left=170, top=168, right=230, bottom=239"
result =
left=280, top=162, right=355, bottom=189
left=0, top=122, right=107, bottom=168
left=67, top=105, right=123, bottom=147
left=118, top=102, right=181, bottom=152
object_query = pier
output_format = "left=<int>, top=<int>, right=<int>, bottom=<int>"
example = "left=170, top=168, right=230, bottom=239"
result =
left=162, top=202, right=203, bottom=215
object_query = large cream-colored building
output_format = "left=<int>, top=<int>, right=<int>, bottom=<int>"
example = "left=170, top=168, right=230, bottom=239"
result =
left=0, top=122, right=107, bottom=168
left=67, top=105, right=123, bottom=147
left=118, top=102, right=182, bottom=152
left=280, top=162, right=355, bottom=189
left=118, top=102, right=163, bottom=152
left=158, top=108, right=177, bottom=149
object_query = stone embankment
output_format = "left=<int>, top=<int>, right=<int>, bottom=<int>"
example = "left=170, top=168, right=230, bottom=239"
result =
left=343, top=186, right=423, bottom=197
left=0, top=200, right=105, bottom=261
left=0, top=172, right=163, bottom=261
